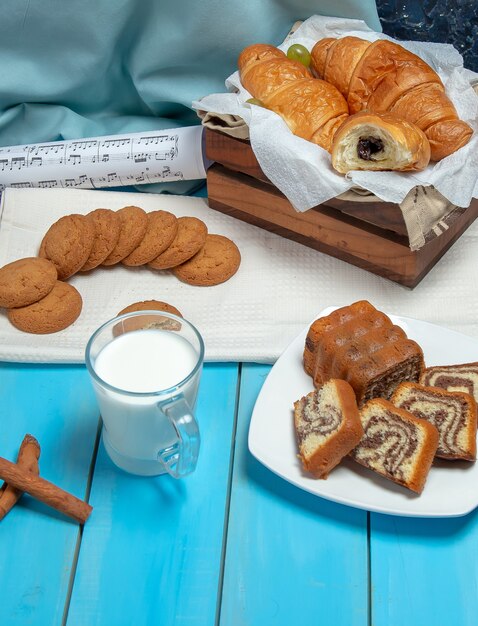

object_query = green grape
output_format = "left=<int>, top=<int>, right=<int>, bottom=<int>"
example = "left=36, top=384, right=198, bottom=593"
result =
left=246, top=98, right=264, bottom=107
left=287, top=43, right=311, bottom=68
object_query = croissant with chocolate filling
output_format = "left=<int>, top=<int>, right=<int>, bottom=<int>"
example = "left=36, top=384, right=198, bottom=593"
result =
left=238, top=43, right=349, bottom=152
left=331, top=111, right=431, bottom=173
left=311, top=36, right=473, bottom=161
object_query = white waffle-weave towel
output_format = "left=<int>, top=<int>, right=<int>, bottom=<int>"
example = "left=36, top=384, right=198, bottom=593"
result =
left=0, top=187, right=477, bottom=363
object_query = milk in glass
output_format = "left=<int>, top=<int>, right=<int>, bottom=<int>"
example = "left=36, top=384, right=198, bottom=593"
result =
left=93, top=328, right=200, bottom=475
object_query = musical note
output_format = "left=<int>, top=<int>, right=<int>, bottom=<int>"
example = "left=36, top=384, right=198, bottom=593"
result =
left=70, top=140, right=98, bottom=150
left=35, top=144, right=63, bottom=155
left=68, top=154, right=81, bottom=165
left=102, top=138, right=131, bottom=148
left=11, top=157, right=26, bottom=169
left=11, top=181, right=33, bottom=188
left=137, top=135, right=169, bottom=146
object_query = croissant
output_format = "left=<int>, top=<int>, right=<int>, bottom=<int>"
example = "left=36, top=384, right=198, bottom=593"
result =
left=311, top=36, right=473, bottom=161
left=331, top=111, right=431, bottom=173
left=238, top=44, right=348, bottom=152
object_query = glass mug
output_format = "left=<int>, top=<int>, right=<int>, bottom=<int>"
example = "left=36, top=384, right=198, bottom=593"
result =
left=85, top=310, right=203, bottom=478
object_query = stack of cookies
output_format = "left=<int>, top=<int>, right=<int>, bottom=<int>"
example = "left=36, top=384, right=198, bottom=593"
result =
left=0, top=257, right=82, bottom=334
left=0, top=205, right=241, bottom=334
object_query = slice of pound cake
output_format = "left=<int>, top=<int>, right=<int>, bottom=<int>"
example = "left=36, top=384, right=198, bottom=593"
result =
left=392, top=383, right=477, bottom=461
left=420, top=362, right=478, bottom=404
left=350, top=398, right=439, bottom=493
left=293, top=379, right=363, bottom=479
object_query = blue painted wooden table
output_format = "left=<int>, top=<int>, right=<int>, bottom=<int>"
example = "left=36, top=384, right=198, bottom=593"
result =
left=1, top=360, right=478, bottom=626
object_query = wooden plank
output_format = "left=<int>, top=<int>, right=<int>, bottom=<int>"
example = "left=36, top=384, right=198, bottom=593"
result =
left=324, top=196, right=409, bottom=236
left=207, top=164, right=418, bottom=284
left=219, top=363, right=369, bottom=626
left=66, top=363, right=239, bottom=626
left=205, top=128, right=269, bottom=182
left=207, top=164, right=478, bottom=288
left=370, top=512, right=478, bottom=625
left=0, top=363, right=99, bottom=626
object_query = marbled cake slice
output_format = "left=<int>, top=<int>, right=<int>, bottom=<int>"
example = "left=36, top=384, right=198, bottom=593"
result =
left=294, top=379, right=363, bottom=479
left=392, top=382, right=477, bottom=461
left=420, top=363, right=478, bottom=404
left=350, top=398, right=439, bottom=493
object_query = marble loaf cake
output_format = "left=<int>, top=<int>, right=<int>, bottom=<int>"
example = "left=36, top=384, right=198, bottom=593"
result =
left=420, top=362, right=478, bottom=404
left=350, top=398, right=439, bottom=493
left=392, top=382, right=477, bottom=461
left=293, top=379, right=363, bottom=479
left=304, top=301, right=425, bottom=406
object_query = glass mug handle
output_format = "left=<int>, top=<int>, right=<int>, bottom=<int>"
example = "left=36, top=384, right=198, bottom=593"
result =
left=157, top=396, right=200, bottom=478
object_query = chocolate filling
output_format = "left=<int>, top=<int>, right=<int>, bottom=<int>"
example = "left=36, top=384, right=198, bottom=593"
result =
left=357, top=136, right=384, bottom=161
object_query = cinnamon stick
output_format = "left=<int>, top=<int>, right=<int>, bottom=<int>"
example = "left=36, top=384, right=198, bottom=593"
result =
left=0, top=456, right=92, bottom=524
left=0, top=434, right=40, bottom=520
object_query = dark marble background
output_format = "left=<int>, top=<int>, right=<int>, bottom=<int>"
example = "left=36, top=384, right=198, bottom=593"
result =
left=376, top=0, right=477, bottom=71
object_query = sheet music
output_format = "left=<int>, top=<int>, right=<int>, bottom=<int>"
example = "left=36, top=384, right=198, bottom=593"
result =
left=0, top=125, right=207, bottom=191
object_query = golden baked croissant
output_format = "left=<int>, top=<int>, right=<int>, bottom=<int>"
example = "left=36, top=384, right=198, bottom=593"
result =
left=331, top=111, right=431, bottom=173
left=238, top=43, right=348, bottom=152
left=311, top=36, right=473, bottom=161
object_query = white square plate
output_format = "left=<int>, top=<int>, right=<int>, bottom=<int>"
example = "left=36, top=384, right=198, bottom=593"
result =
left=248, top=307, right=478, bottom=517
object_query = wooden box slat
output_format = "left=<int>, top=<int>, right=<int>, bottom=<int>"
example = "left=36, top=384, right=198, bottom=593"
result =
left=205, top=129, right=478, bottom=288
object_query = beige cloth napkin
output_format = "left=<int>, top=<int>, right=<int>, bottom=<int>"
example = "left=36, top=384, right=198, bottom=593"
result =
left=1, top=187, right=478, bottom=364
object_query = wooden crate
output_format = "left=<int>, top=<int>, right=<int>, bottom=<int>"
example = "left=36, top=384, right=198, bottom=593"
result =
left=205, top=128, right=478, bottom=288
